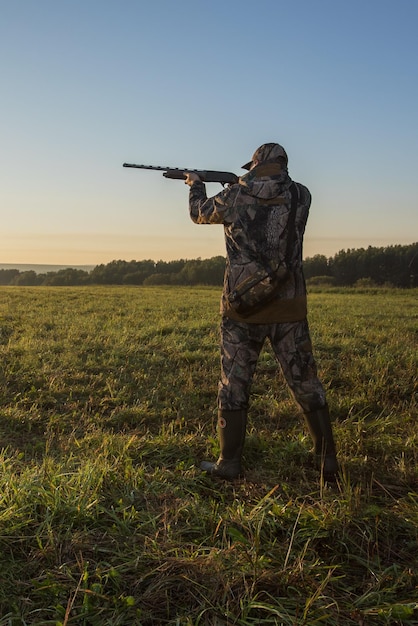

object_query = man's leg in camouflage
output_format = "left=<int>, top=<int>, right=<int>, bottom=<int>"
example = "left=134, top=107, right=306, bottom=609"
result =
left=217, top=317, right=267, bottom=411
left=269, top=320, right=338, bottom=480
left=200, top=318, right=266, bottom=479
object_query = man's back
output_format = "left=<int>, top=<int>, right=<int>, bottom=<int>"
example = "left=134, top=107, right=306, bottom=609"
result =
left=189, top=163, right=311, bottom=322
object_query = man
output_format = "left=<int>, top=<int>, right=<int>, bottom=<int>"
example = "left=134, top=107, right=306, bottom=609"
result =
left=184, top=143, right=338, bottom=482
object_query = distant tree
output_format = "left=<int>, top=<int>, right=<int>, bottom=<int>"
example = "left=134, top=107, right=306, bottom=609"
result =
left=42, top=268, right=90, bottom=286
left=122, top=271, right=150, bottom=285
left=201, top=256, right=225, bottom=285
left=325, top=243, right=417, bottom=287
left=11, top=271, right=39, bottom=286
left=329, top=249, right=359, bottom=285
left=90, top=260, right=155, bottom=284
left=407, top=245, right=418, bottom=287
left=154, top=259, right=186, bottom=275
left=178, top=256, right=225, bottom=285
left=0, top=269, right=20, bottom=285
left=303, top=255, right=331, bottom=279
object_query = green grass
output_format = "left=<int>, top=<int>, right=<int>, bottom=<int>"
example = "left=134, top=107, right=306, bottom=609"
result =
left=0, top=285, right=417, bottom=625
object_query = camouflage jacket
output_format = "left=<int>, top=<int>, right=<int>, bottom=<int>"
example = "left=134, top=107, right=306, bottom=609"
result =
left=189, top=162, right=311, bottom=323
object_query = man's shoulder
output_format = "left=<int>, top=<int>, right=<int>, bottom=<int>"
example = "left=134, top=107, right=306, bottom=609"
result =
left=292, top=181, right=311, bottom=206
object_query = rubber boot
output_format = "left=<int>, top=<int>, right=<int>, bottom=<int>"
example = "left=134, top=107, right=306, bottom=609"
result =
left=304, top=405, right=338, bottom=481
left=200, top=409, right=247, bottom=480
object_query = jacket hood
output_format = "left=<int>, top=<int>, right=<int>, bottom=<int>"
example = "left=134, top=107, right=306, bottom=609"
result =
left=238, top=163, right=291, bottom=201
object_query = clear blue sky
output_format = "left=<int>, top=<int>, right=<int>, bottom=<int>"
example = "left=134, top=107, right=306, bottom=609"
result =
left=1, top=0, right=417, bottom=265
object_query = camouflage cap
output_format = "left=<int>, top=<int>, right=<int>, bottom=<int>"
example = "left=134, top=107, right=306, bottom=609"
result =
left=242, top=142, right=288, bottom=170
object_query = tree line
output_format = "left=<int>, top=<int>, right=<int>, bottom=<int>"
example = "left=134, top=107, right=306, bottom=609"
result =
left=1, top=243, right=417, bottom=288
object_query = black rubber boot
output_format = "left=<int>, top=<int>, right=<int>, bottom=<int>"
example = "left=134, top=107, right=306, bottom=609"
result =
left=200, top=409, right=247, bottom=480
left=304, top=405, right=338, bottom=481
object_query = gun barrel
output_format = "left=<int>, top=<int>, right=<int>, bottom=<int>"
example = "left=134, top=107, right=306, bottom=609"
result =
left=122, top=163, right=239, bottom=185
left=123, top=163, right=170, bottom=170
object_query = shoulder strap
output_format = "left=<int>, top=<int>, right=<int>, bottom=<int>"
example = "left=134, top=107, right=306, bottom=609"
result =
left=284, top=183, right=299, bottom=266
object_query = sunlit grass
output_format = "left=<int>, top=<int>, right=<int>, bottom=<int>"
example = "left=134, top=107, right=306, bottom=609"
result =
left=0, top=285, right=417, bottom=624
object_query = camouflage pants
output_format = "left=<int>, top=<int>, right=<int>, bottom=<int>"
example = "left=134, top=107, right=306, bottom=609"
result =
left=218, top=317, right=327, bottom=413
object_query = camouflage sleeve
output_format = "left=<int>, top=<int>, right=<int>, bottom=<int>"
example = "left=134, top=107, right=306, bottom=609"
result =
left=189, top=181, right=239, bottom=225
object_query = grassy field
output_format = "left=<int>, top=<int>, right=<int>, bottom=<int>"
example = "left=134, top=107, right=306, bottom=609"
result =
left=0, top=285, right=417, bottom=625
